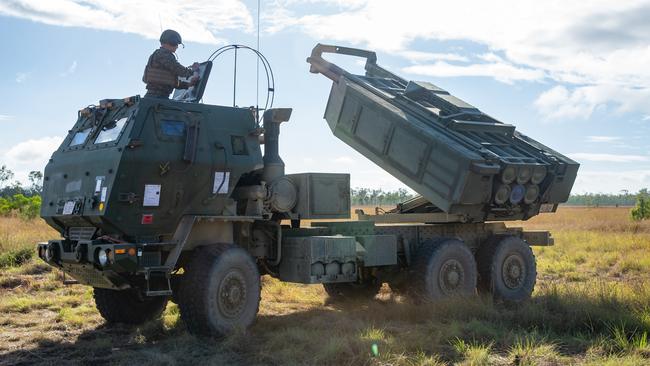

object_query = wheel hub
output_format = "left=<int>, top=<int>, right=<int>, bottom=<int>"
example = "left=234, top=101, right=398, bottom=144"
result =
left=218, top=270, right=248, bottom=319
left=502, top=254, right=526, bottom=289
left=438, top=259, right=465, bottom=294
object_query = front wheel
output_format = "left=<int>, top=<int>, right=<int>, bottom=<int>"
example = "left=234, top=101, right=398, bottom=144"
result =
left=93, top=288, right=168, bottom=324
left=177, top=245, right=261, bottom=336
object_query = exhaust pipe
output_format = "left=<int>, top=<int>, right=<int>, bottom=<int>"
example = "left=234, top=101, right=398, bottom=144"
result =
left=262, top=108, right=292, bottom=183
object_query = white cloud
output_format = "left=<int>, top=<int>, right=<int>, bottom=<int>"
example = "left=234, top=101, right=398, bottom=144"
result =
left=0, top=0, right=254, bottom=44
left=15, top=72, right=30, bottom=83
left=1, top=136, right=63, bottom=183
left=403, top=60, right=545, bottom=84
left=586, top=136, right=621, bottom=143
left=0, top=115, right=13, bottom=121
left=269, top=0, right=650, bottom=118
left=568, top=153, right=649, bottom=163
left=534, top=86, right=595, bottom=120
left=477, top=53, right=504, bottom=63
left=60, top=60, right=77, bottom=77
left=573, top=170, right=650, bottom=194
left=534, top=84, right=650, bottom=120
left=401, top=51, right=469, bottom=63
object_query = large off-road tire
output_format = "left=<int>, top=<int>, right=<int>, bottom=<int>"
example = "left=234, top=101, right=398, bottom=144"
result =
left=323, top=279, right=382, bottom=301
left=177, top=245, right=261, bottom=336
left=476, top=236, right=536, bottom=304
left=408, top=238, right=477, bottom=302
left=93, top=288, right=168, bottom=324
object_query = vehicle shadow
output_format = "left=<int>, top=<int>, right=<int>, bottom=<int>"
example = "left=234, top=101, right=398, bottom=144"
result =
left=2, top=285, right=647, bottom=366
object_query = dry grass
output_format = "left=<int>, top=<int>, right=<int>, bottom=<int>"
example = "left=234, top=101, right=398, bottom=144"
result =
left=0, top=217, right=58, bottom=268
left=515, top=206, right=650, bottom=233
left=1, top=207, right=650, bottom=365
left=0, top=217, right=58, bottom=253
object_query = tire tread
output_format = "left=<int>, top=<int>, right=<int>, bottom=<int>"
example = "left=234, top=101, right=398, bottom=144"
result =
left=177, top=244, right=261, bottom=336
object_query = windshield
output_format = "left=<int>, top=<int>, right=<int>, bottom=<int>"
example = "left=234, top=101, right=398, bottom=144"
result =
left=95, top=117, right=128, bottom=144
left=69, top=128, right=92, bottom=146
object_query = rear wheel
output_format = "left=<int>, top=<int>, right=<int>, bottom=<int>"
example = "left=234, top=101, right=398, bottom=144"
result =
left=177, top=245, right=261, bottom=336
left=408, top=238, right=477, bottom=302
left=93, top=288, right=168, bottom=324
left=476, top=236, right=536, bottom=304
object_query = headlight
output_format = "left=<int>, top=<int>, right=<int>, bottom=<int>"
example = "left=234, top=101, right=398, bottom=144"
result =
left=494, top=184, right=512, bottom=205
left=524, top=184, right=540, bottom=204
left=531, top=165, right=547, bottom=185
left=510, top=184, right=526, bottom=204
left=98, top=249, right=111, bottom=267
left=516, top=166, right=532, bottom=184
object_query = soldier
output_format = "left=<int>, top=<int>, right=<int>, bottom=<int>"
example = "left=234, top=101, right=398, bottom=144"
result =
left=143, top=29, right=200, bottom=99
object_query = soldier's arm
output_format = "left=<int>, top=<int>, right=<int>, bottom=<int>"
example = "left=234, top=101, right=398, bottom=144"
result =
left=157, top=52, right=194, bottom=78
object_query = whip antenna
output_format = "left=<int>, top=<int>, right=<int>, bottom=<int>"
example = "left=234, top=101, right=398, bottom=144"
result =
left=256, top=0, right=261, bottom=120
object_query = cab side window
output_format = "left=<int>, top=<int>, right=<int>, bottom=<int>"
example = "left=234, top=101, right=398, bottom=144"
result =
left=161, top=120, right=186, bottom=137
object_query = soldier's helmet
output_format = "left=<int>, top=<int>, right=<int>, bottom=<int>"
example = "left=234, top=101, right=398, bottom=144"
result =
left=160, top=29, right=183, bottom=46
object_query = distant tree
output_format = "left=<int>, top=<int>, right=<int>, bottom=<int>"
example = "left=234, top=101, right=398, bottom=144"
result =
left=350, top=187, right=416, bottom=206
left=0, top=165, right=13, bottom=188
left=567, top=191, right=637, bottom=206
left=631, top=189, right=650, bottom=221
left=0, top=181, right=25, bottom=197
left=28, top=171, right=43, bottom=195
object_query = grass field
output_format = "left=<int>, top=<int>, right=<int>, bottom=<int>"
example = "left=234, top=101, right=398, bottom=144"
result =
left=1, top=207, right=650, bottom=365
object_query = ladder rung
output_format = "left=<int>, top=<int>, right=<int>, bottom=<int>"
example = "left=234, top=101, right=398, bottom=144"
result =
left=145, top=290, right=172, bottom=296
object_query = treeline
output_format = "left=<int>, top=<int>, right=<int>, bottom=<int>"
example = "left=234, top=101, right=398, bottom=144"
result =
left=0, top=165, right=42, bottom=219
left=351, top=188, right=416, bottom=206
left=566, top=192, right=638, bottom=207
left=351, top=188, right=649, bottom=208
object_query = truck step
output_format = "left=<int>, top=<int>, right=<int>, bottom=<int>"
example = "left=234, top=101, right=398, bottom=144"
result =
left=144, top=268, right=172, bottom=296
left=145, top=289, right=173, bottom=296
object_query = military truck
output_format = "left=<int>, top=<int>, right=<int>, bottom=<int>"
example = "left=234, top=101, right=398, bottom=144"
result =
left=37, top=44, right=578, bottom=336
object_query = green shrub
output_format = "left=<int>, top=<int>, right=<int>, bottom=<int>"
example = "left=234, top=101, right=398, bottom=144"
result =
left=631, top=195, right=650, bottom=221
left=0, top=194, right=41, bottom=219
left=0, top=247, right=34, bottom=268
left=19, top=195, right=41, bottom=220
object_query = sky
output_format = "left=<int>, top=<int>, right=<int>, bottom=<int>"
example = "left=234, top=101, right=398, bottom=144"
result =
left=1, top=0, right=650, bottom=194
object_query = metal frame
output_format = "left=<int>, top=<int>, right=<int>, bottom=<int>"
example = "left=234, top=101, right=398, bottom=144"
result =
left=355, top=209, right=466, bottom=224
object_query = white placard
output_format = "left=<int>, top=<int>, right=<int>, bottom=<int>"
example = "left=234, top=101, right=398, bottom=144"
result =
left=100, top=187, right=108, bottom=202
left=212, top=172, right=230, bottom=194
left=62, top=201, right=75, bottom=215
left=94, top=178, right=103, bottom=192
left=143, top=184, right=161, bottom=207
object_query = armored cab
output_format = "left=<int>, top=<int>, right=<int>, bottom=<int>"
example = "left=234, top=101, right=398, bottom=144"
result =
left=307, top=45, right=579, bottom=222
left=41, top=96, right=264, bottom=240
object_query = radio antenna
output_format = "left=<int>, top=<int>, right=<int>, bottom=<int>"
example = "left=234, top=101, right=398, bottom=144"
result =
left=256, top=0, right=261, bottom=121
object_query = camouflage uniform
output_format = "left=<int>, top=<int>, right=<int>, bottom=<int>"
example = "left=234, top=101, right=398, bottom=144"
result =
left=143, top=47, right=194, bottom=99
